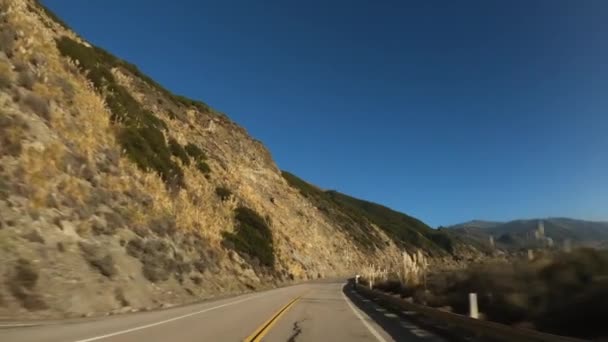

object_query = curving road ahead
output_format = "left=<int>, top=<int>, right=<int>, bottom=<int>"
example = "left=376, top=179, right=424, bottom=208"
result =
left=1, top=280, right=445, bottom=342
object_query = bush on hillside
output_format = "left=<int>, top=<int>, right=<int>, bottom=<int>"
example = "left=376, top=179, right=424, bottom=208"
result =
left=215, top=186, right=232, bottom=201
left=79, top=242, right=118, bottom=278
left=118, top=126, right=184, bottom=188
left=195, top=160, right=211, bottom=174
left=184, top=143, right=206, bottom=160
left=222, top=206, right=274, bottom=268
left=183, top=143, right=211, bottom=175
left=8, top=259, right=48, bottom=310
left=168, top=138, right=190, bottom=166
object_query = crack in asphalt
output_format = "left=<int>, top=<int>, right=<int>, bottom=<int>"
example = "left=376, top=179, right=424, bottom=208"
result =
left=286, top=320, right=303, bottom=342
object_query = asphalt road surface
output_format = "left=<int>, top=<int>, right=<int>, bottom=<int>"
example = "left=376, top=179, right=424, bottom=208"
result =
left=1, top=280, right=446, bottom=342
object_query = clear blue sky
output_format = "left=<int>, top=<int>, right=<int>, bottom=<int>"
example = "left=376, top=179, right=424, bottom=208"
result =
left=43, top=0, right=608, bottom=227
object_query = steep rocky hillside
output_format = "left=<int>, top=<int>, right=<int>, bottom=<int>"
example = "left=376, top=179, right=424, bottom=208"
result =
left=281, top=172, right=476, bottom=256
left=0, top=0, right=481, bottom=319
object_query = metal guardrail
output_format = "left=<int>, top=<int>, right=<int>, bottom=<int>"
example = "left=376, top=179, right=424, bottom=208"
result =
left=354, top=284, right=586, bottom=342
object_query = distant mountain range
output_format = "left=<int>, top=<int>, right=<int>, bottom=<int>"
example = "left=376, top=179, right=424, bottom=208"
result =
left=447, top=218, right=608, bottom=250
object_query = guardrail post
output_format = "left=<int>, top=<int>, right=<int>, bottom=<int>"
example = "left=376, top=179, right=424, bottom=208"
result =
left=469, top=293, right=479, bottom=319
left=369, top=278, right=373, bottom=290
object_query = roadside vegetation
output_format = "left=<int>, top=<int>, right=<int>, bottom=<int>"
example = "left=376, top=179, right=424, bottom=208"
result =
left=370, top=248, right=608, bottom=340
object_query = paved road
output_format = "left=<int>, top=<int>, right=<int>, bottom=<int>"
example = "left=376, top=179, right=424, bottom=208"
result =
left=0, top=281, right=446, bottom=342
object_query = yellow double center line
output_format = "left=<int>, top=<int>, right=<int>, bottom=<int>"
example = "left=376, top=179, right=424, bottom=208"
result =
left=244, top=293, right=305, bottom=342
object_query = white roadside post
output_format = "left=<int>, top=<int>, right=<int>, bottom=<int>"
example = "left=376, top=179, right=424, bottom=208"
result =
left=469, top=293, right=479, bottom=319
left=355, top=274, right=360, bottom=285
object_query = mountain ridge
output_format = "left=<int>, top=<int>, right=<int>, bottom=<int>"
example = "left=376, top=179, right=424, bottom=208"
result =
left=448, top=217, right=608, bottom=250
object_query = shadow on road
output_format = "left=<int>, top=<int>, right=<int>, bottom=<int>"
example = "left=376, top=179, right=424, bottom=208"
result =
left=341, top=281, right=447, bottom=342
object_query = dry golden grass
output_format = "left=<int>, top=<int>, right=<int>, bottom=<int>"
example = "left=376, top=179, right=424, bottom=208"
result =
left=0, top=58, right=14, bottom=89
left=18, top=141, right=66, bottom=207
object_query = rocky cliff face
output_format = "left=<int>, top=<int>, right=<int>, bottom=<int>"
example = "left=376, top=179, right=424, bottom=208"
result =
left=0, top=0, right=481, bottom=319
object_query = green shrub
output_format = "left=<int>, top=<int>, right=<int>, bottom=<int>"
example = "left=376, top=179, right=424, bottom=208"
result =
left=79, top=242, right=117, bottom=278
left=184, top=143, right=206, bottom=160
left=222, top=206, right=274, bottom=268
left=215, top=186, right=232, bottom=201
left=168, top=138, right=190, bottom=166
left=195, top=160, right=211, bottom=174
left=8, top=259, right=48, bottom=311
left=183, top=143, right=211, bottom=174
left=118, top=126, right=184, bottom=188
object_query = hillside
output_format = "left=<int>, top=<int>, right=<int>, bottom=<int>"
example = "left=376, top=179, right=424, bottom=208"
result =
left=282, top=172, right=461, bottom=255
left=0, top=0, right=484, bottom=319
left=449, top=218, right=608, bottom=250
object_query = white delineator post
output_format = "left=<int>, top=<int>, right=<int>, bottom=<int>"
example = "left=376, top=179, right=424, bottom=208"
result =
left=369, top=278, right=373, bottom=290
left=469, top=293, right=479, bottom=319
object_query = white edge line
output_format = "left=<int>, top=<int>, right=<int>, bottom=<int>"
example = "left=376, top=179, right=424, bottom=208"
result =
left=342, top=292, right=388, bottom=342
left=72, top=293, right=267, bottom=342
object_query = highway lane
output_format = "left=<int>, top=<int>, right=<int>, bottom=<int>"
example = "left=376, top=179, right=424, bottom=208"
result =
left=1, top=281, right=446, bottom=342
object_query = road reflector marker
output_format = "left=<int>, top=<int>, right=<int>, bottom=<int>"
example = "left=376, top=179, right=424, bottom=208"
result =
left=411, top=328, right=431, bottom=337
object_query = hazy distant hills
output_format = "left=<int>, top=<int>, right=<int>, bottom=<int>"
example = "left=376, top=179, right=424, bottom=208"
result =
left=448, top=218, right=608, bottom=249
